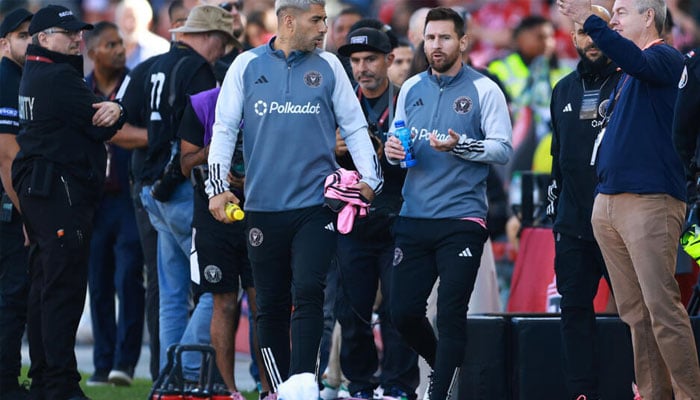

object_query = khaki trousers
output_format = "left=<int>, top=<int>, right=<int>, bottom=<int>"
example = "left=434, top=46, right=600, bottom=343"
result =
left=592, top=193, right=700, bottom=400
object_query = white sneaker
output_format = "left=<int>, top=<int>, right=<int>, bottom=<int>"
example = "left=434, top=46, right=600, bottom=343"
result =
left=108, top=369, right=133, bottom=386
left=338, top=383, right=350, bottom=398
left=277, top=373, right=319, bottom=400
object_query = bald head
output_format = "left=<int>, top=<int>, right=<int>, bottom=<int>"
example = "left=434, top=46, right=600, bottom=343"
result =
left=590, top=4, right=611, bottom=21
left=574, top=4, right=611, bottom=32
left=572, top=3, right=611, bottom=67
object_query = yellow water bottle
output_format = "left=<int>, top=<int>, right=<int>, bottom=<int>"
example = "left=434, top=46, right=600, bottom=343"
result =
left=225, top=202, right=245, bottom=221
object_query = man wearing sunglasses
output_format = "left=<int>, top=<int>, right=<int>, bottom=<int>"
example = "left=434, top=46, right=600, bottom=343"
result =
left=12, top=4, right=125, bottom=400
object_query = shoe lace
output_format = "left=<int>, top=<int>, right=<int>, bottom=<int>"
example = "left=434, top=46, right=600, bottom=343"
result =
left=632, top=382, right=643, bottom=400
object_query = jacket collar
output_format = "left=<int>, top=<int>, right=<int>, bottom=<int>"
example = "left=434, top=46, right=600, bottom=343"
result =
left=0, top=56, right=23, bottom=75
left=266, top=36, right=315, bottom=64
left=576, top=58, right=618, bottom=81
left=25, top=44, right=83, bottom=74
left=427, top=63, right=466, bottom=87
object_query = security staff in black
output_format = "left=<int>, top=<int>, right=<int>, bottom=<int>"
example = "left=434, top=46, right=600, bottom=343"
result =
left=673, top=48, right=700, bottom=195
left=546, top=6, right=619, bottom=400
left=11, top=5, right=125, bottom=400
left=334, top=27, right=418, bottom=399
left=0, top=8, right=32, bottom=400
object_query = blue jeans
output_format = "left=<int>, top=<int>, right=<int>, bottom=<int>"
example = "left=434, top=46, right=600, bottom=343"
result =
left=180, top=292, right=214, bottom=380
left=88, top=193, right=145, bottom=374
left=140, top=182, right=193, bottom=372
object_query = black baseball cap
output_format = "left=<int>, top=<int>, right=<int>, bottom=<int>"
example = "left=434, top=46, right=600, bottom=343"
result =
left=0, top=8, right=32, bottom=38
left=338, top=27, right=391, bottom=57
left=28, top=4, right=93, bottom=35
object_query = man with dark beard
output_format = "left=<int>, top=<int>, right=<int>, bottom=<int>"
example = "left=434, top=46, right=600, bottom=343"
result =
left=546, top=5, right=620, bottom=400
left=384, top=7, right=512, bottom=400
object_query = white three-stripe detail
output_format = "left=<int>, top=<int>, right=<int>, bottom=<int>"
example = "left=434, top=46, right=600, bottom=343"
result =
left=261, top=347, right=283, bottom=391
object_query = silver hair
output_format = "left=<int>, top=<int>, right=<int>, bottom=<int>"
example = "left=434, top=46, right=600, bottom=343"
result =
left=274, top=0, right=325, bottom=16
left=634, top=0, right=666, bottom=35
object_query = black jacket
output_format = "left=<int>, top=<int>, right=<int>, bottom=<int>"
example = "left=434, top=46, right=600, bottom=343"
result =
left=550, top=60, right=621, bottom=240
left=13, top=44, right=124, bottom=190
left=673, top=48, right=700, bottom=185
left=139, top=42, right=216, bottom=183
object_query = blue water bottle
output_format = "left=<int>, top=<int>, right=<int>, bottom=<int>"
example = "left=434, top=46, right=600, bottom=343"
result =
left=394, top=120, right=416, bottom=168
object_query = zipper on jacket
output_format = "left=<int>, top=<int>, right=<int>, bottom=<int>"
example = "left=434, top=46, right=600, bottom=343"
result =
left=433, top=86, right=445, bottom=126
left=60, top=176, right=72, bottom=206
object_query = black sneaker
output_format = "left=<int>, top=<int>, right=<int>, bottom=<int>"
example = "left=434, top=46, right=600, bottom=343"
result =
left=86, top=371, right=110, bottom=387
left=108, top=367, right=134, bottom=386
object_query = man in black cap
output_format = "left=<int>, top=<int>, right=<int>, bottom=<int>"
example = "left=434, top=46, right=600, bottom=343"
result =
left=0, top=9, right=32, bottom=400
left=333, top=27, right=419, bottom=400
left=12, top=4, right=125, bottom=400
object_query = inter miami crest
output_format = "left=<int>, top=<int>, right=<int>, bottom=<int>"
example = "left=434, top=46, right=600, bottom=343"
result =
left=679, top=66, right=689, bottom=89
left=204, top=265, right=222, bottom=283
left=598, top=99, right=610, bottom=118
left=393, top=247, right=403, bottom=266
left=453, top=96, right=473, bottom=114
left=249, top=227, right=264, bottom=247
left=304, top=71, right=322, bottom=88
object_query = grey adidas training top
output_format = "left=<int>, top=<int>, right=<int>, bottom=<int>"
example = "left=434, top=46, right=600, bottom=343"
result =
left=207, top=38, right=383, bottom=212
left=390, top=65, right=512, bottom=220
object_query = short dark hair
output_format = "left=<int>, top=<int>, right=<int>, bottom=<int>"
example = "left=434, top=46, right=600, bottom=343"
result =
left=336, top=6, right=363, bottom=20
left=424, top=7, right=465, bottom=38
left=84, top=21, right=118, bottom=50
left=168, top=0, right=185, bottom=22
left=396, top=37, right=412, bottom=49
left=513, top=15, right=551, bottom=39
left=663, top=7, right=674, bottom=35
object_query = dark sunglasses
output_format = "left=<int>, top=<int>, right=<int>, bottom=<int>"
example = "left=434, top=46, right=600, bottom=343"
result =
left=219, top=1, right=243, bottom=12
